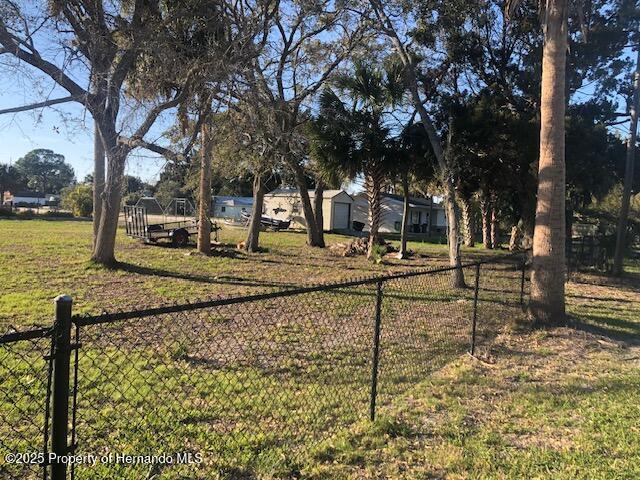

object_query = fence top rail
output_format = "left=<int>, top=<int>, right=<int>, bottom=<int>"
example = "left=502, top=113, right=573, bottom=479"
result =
left=74, top=259, right=498, bottom=327
left=74, top=252, right=526, bottom=327
left=0, top=326, right=52, bottom=345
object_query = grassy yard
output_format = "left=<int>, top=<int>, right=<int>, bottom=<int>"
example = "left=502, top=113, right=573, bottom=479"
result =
left=0, top=218, right=498, bottom=330
left=1, top=219, right=639, bottom=480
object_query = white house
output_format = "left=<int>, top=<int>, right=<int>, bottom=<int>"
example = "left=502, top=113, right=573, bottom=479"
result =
left=262, top=188, right=353, bottom=231
left=212, top=196, right=253, bottom=220
left=352, top=193, right=447, bottom=236
left=3, top=191, right=59, bottom=207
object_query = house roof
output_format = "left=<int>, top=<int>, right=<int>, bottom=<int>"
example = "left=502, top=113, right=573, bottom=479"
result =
left=266, top=188, right=353, bottom=200
left=213, top=196, right=254, bottom=207
left=381, top=193, right=433, bottom=207
left=9, top=191, right=55, bottom=199
left=354, top=192, right=442, bottom=209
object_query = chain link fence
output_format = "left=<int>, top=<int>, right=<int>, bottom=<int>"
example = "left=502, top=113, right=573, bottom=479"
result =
left=0, top=328, right=53, bottom=480
left=1, top=254, right=527, bottom=479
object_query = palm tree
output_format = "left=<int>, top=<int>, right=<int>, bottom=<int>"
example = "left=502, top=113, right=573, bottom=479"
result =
left=505, top=0, right=568, bottom=324
left=312, top=61, right=402, bottom=258
left=312, top=91, right=392, bottom=258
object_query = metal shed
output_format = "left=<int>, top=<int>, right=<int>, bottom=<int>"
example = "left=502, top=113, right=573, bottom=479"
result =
left=263, top=188, right=354, bottom=231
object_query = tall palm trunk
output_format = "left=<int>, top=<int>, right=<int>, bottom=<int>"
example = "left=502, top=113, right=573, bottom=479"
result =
left=314, top=178, right=325, bottom=246
left=92, top=123, right=105, bottom=247
left=460, top=195, right=475, bottom=247
left=509, top=225, right=520, bottom=251
left=398, top=171, right=410, bottom=259
left=365, top=164, right=384, bottom=259
left=565, top=202, right=574, bottom=261
left=613, top=48, right=640, bottom=275
left=480, top=189, right=492, bottom=249
left=530, top=0, right=568, bottom=324
left=245, top=174, right=265, bottom=252
left=490, top=195, right=499, bottom=248
left=197, top=118, right=213, bottom=254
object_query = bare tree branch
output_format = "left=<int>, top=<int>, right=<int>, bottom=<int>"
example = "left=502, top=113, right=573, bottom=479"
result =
left=118, top=136, right=184, bottom=163
left=0, top=21, right=90, bottom=102
left=0, top=96, right=77, bottom=115
left=129, top=89, right=190, bottom=144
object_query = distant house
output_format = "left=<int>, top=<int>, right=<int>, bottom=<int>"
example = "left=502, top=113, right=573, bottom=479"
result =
left=3, top=191, right=59, bottom=207
left=262, top=188, right=353, bottom=231
left=352, top=192, right=447, bottom=236
left=212, top=196, right=253, bottom=220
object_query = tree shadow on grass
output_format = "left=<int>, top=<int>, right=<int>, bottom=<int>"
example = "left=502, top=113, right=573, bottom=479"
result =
left=569, top=313, right=640, bottom=347
left=114, top=261, right=298, bottom=289
left=569, top=271, right=640, bottom=295
left=255, top=256, right=380, bottom=274
left=566, top=294, right=637, bottom=304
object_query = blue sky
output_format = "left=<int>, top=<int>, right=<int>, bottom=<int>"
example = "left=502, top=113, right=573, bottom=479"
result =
left=0, top=5, right=634, bottom=187
left=0, top=99, right=169, bottom=184
left=0, top=64, right=170, bottom=183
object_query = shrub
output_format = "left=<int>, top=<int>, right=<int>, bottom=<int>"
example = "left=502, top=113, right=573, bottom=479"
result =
left=370, top=243, right=387, bottom=264
left=43, top=211, right=74, bottom=218
left=61, top=184, right=93, bottom=217
left=0, top=207, right=15, bottom=218
left=16, top=209, right=35, bottom=219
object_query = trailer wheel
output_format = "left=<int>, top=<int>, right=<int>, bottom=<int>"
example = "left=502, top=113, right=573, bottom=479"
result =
left=171, top=229, right=189, bottom=247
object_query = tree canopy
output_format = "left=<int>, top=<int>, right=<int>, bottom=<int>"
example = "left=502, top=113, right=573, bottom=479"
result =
left=13, top=149, right=75, bottom=194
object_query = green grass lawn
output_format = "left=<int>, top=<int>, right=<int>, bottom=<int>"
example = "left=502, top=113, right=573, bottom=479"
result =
left=1, top=219, right=639, bottom=479
left=0, top=218, right=498, bottom=330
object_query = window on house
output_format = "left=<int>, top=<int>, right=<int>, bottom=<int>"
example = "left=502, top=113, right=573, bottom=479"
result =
left=221, top=206, right=226, bottom=212
left=394, top=221, right=401, bottom=231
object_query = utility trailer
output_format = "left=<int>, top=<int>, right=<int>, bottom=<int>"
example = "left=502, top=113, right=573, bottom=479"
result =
left=123, top=205, right=219, bottom=247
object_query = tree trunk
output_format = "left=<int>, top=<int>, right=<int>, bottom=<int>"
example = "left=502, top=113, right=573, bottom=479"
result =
left=460, top=195, right=475, bottom=247
left=521, top=212, right=535, bottom=250
left=480, top=189, right=493, bottom=249
left=443, top=180, right=465, bottom=287
left=313, top=178, right=325, bottom=247
left=565, top=202, right=574, bottom=263
left=369, top=0, right=463, bottom=285
left=91, top=142, right=126, bottom=266
left=398, top=172, right=411, bottom=259
left=291, top=162, right=323, bottom=247
left=443, top=114, right=465, bottom=287
left=613, top=48, right=640, bottom=275
left=509, top=225, right=520, bottom=251
left=92, top=123, right=105, bottom=247
left=365, top=165, right=384, bottom=260
left=245, top=174, right=265, bottom=253
left=490, top=198, right=499, bottom=249
left=530, top=0, right=568, bottom=325
left=197, top=119, right=213, bottom=254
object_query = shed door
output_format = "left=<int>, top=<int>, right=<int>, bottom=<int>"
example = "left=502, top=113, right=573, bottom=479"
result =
left=333, top=202, right=351, bottom=229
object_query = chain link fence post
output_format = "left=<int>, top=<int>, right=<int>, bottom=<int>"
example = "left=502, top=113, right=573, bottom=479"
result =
left=369, top=281, right=383, bottom=422
left=470, top=263, right=480, bottom=356
left=51, top=295, right=73, bottom=480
